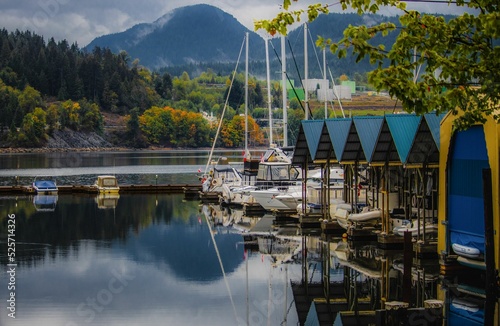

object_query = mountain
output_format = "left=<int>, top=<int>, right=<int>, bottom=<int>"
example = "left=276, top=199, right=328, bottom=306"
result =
left=85, top=4, right=266, bottom=69
left=277, top=13, right=401, bottom=78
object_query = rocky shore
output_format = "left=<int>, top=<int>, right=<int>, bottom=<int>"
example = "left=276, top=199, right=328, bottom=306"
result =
left=0, top=129, right=129, bottom=153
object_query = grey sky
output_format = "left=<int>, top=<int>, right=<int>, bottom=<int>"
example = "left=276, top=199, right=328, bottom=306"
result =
left=0, top=0, right=469, bottom=46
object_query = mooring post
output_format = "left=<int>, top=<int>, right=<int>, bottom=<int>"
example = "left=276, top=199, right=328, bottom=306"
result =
left=482, top=168, right=496, bottom=326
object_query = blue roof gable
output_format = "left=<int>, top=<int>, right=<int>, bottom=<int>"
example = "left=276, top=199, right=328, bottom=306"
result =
left=325, top=118, right=352, bottom=161
left=385, top=114, right=421, bottom=163
left=353, top=116, right=384, bottom=163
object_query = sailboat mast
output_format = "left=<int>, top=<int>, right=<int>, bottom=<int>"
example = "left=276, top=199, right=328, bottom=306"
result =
left=304, top=23, right=309, bottom=120
left=245, top=32, right=249, bottom=157
left=323, top=47, right=327, bottom=119
left=265, top=38, right=273, bottom=146
left=281, top=36, right=288, bottom=147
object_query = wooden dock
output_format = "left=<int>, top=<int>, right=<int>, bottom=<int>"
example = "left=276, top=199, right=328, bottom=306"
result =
left=0, top=184, right=202, bottom=195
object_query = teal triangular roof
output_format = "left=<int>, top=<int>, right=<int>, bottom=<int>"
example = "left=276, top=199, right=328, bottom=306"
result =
left=325, top=118, right=352, bottom=162
left=424, top=113, right=446, bottom=150
left=385, top=114, right=421, bottom=163
left=292, top=122, right=311, bottom=165
left=353, top=116, right=384, bottom=163
left=302, top=120, right=325, bottom=161
left=406, top=113, right=446, bottom=165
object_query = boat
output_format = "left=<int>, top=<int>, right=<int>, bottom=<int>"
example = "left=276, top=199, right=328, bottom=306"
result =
left=95, top=193, right=120, bottom=209
left=94, top=175, right=120, bottom=194
left=336, top=205, right=381, bottom=230
left=32, top=177, right=58, bottom=194
left=451, top=243, right=483, bottom=260
left=221, top=146, right=300, bottom=208
left=392, top=221, right=438, bottom=237
left=348, top=207, right=381, bottom=228
left=334, top=204, right=353, bottom=229
left=201, top=157, right=243, bottom=194
left=33, top=194, right=58, bottom=212
left=251, top=185, right=301, bottom=211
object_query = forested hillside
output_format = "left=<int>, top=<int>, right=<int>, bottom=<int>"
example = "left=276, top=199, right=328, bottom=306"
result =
left=0, top=29, right=269, bottom=149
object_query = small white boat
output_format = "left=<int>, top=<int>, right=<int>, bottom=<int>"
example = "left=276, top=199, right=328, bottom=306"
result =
left=32, top=178, right=58, bottom=194
left=393, top=222, right=438, bottom=237
left=348, top=208, right=381, bottom=224
left=451, top=298, right=481, bottom=313
left=335, top=205, right=353, bottom=229
left=452, top=243, right=483, bottom=260
left=95, top=175, right=120, bottom=194
left=33, top=194, right=58, bottom=211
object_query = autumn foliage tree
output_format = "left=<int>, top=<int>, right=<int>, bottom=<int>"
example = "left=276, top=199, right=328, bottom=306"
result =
left=220, top=115, right=265, bottom=148
left=139, top=106, right=211, bottom=147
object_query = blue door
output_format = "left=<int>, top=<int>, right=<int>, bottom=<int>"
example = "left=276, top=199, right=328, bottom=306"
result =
left=448, top=125, right=490, bottom=257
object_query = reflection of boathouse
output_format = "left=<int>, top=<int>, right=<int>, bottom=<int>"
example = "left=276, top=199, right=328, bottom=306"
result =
left=291, top=235, right=441, bottom=325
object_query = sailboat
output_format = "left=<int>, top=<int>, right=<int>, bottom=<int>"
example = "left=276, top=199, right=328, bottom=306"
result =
left=220, top=36, right=300, bottom=208
left=199, top=34, right=253, bottom=199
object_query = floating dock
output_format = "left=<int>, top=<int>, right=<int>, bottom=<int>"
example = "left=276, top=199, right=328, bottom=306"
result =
left=0, top=184, right=202, bottom=195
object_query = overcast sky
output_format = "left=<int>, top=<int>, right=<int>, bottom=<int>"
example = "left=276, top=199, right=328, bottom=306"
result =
left=0, top=0, right=470, bottom=47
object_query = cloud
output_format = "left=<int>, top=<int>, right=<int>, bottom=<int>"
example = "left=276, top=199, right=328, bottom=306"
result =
left=0, top=0, right=472, bottom=46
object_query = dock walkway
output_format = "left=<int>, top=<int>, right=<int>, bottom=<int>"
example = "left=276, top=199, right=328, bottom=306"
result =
left=0, top=184, right=202, bottom=195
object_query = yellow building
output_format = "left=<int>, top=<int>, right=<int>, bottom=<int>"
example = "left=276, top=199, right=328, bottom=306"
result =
left=438, top=111, right=500, bottom=325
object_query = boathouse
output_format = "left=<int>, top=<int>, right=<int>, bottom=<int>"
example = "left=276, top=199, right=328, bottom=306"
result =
left=292, top=114, right=444, bottom=244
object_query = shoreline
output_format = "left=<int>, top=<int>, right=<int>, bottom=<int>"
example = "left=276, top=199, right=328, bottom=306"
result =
left=0, top=146, right=267, bottom=154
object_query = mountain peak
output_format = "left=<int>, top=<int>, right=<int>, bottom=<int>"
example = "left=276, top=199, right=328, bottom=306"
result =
left=86, top=4, right=264, bottom=69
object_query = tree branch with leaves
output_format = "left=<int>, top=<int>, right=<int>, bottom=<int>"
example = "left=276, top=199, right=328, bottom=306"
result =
left=255, top=0, right=500, bottom=130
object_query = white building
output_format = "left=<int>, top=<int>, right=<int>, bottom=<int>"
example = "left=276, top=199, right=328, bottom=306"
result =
left=317, top=86, right=352, bottom=101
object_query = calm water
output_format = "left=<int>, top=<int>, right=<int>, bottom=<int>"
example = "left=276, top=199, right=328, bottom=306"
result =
left=0, top=194, right=301, bottom=326
left=0, top=151, right=487, bottom=325
left=0, top=150, right=251, bottom=186
left=0, top=151, right=302, bottom=326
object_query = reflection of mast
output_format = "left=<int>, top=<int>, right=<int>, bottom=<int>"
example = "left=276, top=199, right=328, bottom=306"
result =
left=267, top=263, right=272, bottom=326
left=246, top=248, right=249, bottom=326
left=283, top=264, right=288, bottom=325
left=202, top=213, right=238, bottom=322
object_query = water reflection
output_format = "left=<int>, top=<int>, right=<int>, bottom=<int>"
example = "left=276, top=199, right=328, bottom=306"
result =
left=0, top=190, right=491, bottom=326
left=0, top=194, right=300, bottom=326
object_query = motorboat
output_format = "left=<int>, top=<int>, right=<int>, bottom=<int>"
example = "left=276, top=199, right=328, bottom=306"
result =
left=201, top=157, right=245, bottom=196
left=222, top=146, right=300, bottom=208
left=274, top=191, right=303, bottom=211
left=95, top=193, right=120, bottom=209
left=33, top=194, right=58, bottom=212
left=95, top=175, right=120, bottom=194
left=32, top=177, right=58, bottom=194
left=251, top=185, right=302, bottom=211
